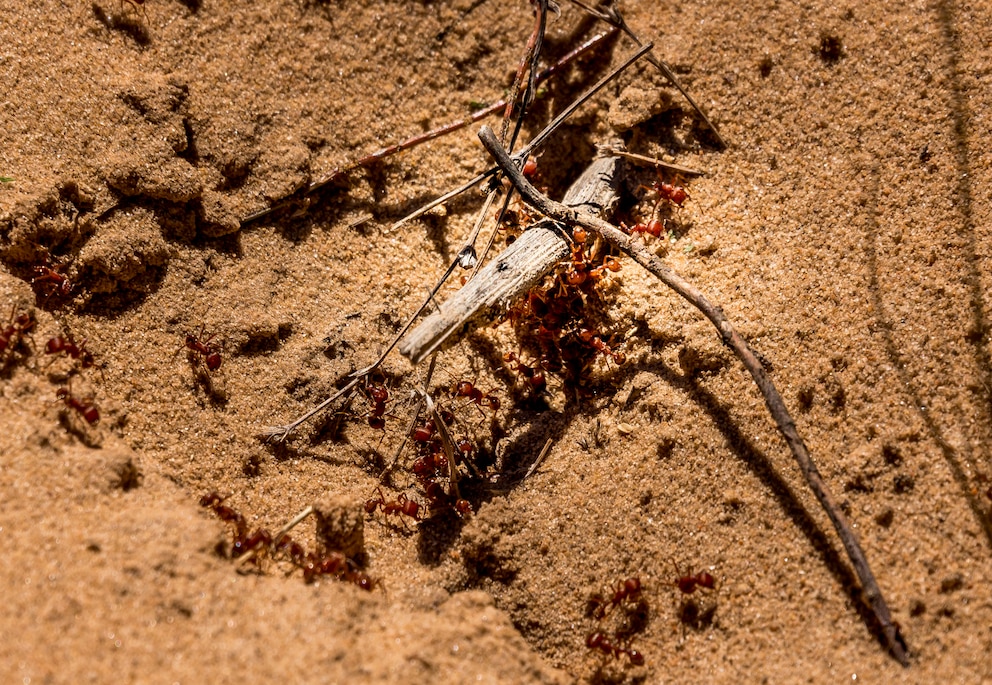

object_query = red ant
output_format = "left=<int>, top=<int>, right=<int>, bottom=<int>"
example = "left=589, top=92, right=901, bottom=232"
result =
left=45, top=335, right=97, bottom=369
left=31, top=261, right=74, bottom=299
left=654, top=180, right=689, bottom=208
left=628, top=218, right=666, bottom=238
left=673, top=562, right=716, bottom=595
left=234, top=528, right=273, bottom=558
left=421, top=480, right=472, bottom=518
left=292, top=546, right=380, bottom=591
left=585, top=631, right=645, bottom=666
left=56, top=385, right=100, bottom=425
left=365, top=486, right=421, bottom=523
left=412, top=418, right=437, bottom=443
left=0, top=308, right=35, bottom=356
left=183, top=326, right=222, bottom=371
left=454, top=380, right=500, bottom=411
left=200, top=492, right=248, bottom=542
left=577, top=328, right=626, bottom=366
left=590, top=577, right=642, bottom=620
left=364, top=381, right=389, bottom=429
left=503, top=352, right=547, bottom=391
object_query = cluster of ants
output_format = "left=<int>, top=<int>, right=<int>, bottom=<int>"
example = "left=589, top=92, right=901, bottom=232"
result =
left=503, top=233, right=628, bottom=393
left=625, top=177, right=690, bottom=239
left=1, top=304, right=102, bottom=426
left=199, top=492, right=379, bottom=591
left=492, top=175, right=693, bottom=402
left=360, top=378, right=504, bottom=526
left=584, top=566, right=716, bottom=668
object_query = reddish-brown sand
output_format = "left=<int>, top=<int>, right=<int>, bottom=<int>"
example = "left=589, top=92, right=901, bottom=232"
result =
left=2, top=1, right=991, bottom=682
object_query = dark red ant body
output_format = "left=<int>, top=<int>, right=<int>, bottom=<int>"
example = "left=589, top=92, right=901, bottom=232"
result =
left=577, top=328, right=626, bottom=366
left=365, top=381, right=389, bottom=429
left=0, top=308, right=35, bottom=355
left=294, top=547, right=380, bottom=591
left=629, top=218, right=665, bottom=238
left=201, top=495, right=380, bottom=590
left=234, top=528, right=273, bottom=557
left=365, top=486, right=421, bottom=523
left=45, top=335, right=96, bottom=369
left=56, top=386, right=100, bottom=425
left=200, top=492, right=249, bottom=542
left=590, top=577, right=642, bottom=619
left=654, top=180, right=689, bottom=208
left=412, top=418, right=436, bottom=443
left=454, top=380, right=500, bottom=411
left=183, top=327, right=222, bottom=371
left=673, top=563, right=716, bottom=595
left=586, top=631, right=645, bottom=666
left=31, top=263, right=74, bottom=299
left=503, top=352, right=547, bottom=391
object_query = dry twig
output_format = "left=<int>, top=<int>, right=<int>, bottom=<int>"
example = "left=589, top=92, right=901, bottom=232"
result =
left=477, top=123, right=908, bottom=666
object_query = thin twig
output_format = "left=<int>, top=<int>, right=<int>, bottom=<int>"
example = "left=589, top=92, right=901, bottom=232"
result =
left=392, top=41, right=652, bottom=233
left=243, top=28, right=617, bottom=226
left=478, top=123, right=908, bottom=666
left=567, top=0, right=728, bottom=148
left=598, top=144, right=705, bottom=177
left=524, top=437, right=555, bottom=479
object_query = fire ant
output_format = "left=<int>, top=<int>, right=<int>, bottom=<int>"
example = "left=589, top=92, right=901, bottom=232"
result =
left=628, top=218, right=666, bottom=239
left=412, top=418, right=437, bottom=443
left=577, top=328, right=626, bottom=366
left=654, top=180, right=689, bottom=208
left=183, top=326, right=222, bottom=371
left=200, top=492, right=248, bottom=542
left=421, top=480, right=472, bottom=518
left=284, top=542, right=380, bottom=591
left=585, top=631, right=645, bottom=666
left=360, top=380, right=391, bottom=429
left=590, top=577, right=642, bottom=620
left=364, top=486, right=422, bottom=523
left=31, top=261, right=74, bottom=300
left=453, top=380, right=500, bottom=412
left=45, top=334, right=97, bottom=369
left=503, top=352, right=547, bottom=391
left=55, top=384, right=100, bottom=425
left=673, top=562, right=716, bottom=595
left=0, top=308, right=35, bottom=356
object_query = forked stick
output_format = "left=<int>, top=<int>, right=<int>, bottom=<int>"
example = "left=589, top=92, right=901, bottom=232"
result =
left=478, top=124, right=908, bottom=666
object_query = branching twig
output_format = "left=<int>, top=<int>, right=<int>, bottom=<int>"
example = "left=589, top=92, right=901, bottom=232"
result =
left=478, top=124, right=908, bottom=666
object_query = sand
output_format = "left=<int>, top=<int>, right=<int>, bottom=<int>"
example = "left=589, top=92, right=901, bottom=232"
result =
left=2, top=0, right=991, bottom=682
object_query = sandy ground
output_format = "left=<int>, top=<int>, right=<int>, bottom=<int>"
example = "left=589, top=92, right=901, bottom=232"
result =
left=2, top=0, right=992, bottom=682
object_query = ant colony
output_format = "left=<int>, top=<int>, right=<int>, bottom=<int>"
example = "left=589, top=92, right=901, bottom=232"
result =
left=203, top=0, right=905, bottom=672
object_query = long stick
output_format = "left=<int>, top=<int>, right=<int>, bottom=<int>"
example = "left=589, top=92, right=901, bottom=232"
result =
left=478, top=124, right=908, bottom=666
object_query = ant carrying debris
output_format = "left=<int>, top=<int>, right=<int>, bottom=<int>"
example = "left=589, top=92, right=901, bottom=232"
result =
left=31, top=262, right=73, bottom=300
left=589, top=576, right=643, bottom=620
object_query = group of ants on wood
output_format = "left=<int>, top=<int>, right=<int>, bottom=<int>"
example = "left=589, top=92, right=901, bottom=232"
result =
left=10, top=0, right=913, bottom=670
